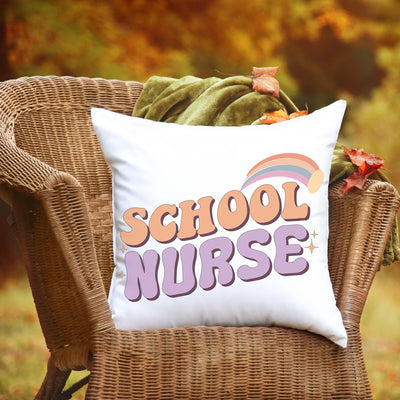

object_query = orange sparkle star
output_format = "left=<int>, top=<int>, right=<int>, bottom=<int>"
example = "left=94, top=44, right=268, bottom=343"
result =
left=306, top=240, right=318, bottom=254
left=311, top=230, right=318, bottom=239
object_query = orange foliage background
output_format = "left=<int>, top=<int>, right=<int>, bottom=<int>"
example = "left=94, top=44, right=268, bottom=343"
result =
left=1, top=0, right=395, bottom=103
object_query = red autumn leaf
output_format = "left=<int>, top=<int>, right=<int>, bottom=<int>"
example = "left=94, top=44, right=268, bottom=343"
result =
left=342, top=146, right=366, bottom=167
left=342, top=172, right=367, bottom=195
left=252, top=66, right=280, bottom=98
left=260, top=108, right=308, bottom=124
left=341, top=146, right=385, bottom=195
left=343, top=146, right=385, bottom=170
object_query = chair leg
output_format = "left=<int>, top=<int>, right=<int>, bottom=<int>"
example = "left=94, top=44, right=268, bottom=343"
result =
left=35, top=356, right=71, bottom=400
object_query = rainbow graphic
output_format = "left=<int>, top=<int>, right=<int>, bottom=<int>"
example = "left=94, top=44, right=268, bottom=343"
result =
left=241, top=153, right=324, bottom=193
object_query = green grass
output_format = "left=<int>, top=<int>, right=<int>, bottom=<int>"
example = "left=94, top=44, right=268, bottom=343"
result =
left=0, top=278, right=87, bottom=400
left=361, top=262, right=400, bottom=399
left=0, top=264, right=399, bottom=399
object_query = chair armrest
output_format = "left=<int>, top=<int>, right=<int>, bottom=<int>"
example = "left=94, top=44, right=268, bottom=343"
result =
left=328, top=179, right=400, bottom=330
left=1, top=137, right=114, bottom=369
left=0, top=137, right=75, bottom=194
left=0, top=130, right=97, bottom=298
left=36, top=175, right=114, bottom=328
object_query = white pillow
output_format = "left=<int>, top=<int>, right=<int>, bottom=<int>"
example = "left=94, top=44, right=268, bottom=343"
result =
left=91, top=100, right=348, bottom=347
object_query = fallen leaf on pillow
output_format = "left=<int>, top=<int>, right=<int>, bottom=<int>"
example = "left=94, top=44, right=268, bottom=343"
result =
left=260, top=109, right=288, bottom=124
left=289, top=109, right=308, bottom=119
left=252, top=66, right=280, bottom=98
left=260, top=108, right=308, bottom=124
left=341, top=146, right=385, bottom=195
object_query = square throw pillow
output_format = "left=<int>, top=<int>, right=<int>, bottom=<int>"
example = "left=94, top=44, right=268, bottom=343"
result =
left=91, top=100, right=348, bottom=347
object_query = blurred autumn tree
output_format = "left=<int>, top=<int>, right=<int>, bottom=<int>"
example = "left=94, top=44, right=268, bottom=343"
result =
left=1, top=0, right=398, bottom=103
left=1, top=0, right=400, bottom=281
left=3, top=0, right=398, bottom=102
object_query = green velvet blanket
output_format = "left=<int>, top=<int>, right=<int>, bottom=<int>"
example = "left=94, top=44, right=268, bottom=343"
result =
left=133, top=75, right=399, bottom=266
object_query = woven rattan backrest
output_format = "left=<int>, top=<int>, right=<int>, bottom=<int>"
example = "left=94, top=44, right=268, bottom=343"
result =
left=6, top=76, right=143, bottom=292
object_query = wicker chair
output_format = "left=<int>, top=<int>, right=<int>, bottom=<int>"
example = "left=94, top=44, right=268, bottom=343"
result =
left=0, top=76, right=399, bottom=400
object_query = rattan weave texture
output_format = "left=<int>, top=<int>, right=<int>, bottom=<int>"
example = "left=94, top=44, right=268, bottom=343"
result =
left=0, top=76, right=399, bottom=399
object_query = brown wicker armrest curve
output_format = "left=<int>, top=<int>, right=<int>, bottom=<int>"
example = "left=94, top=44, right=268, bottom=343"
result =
left=329, top=179, right=400, bottom=329
left=0, top=139, right=114, bottom=371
